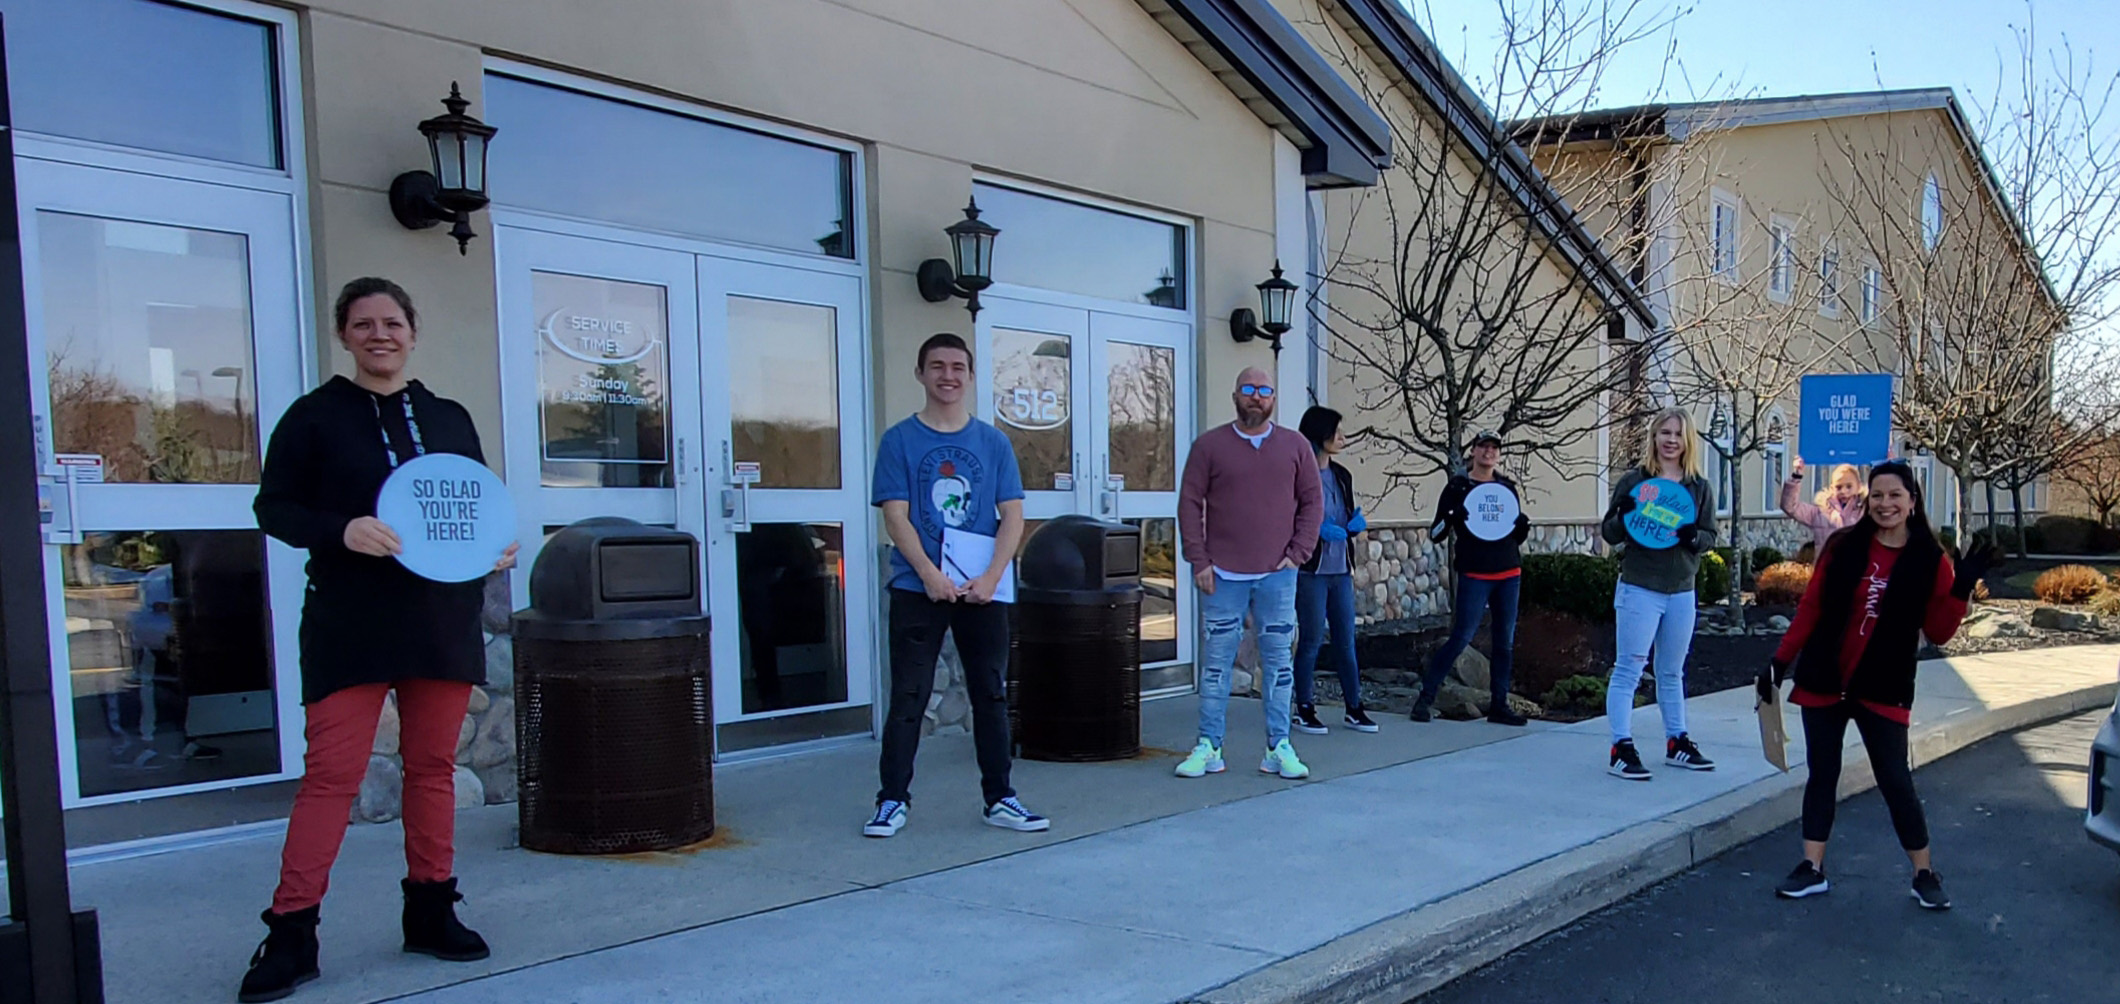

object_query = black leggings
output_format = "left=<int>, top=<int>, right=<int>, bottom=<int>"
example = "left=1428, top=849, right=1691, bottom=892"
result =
left=1801, top=701, right=1929, bottom=850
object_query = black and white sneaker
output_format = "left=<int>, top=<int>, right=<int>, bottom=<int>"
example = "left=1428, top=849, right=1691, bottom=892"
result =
left=983, top=796, right=1050, bottom=832
left=1343, top=707, right=1379, bottom=733
left=1293, top=704, right=1330, bottom=735
left=1665, top=733, right=1716, bottom=770
left=863, top=799, right=907, bottom=838
left=1608, top=740, right=1652, bottom=780
left=1911, top=869, right=1951, bottom=910
left=1776, top=860, right=1830, bottom=899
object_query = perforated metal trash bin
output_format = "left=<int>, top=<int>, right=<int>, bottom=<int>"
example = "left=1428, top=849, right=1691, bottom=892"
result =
left=513, top=518, right=713, bottom=855
left=1007, top=516, right=1143, bottom=762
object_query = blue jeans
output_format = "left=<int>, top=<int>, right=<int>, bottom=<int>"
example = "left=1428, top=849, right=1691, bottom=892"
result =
left=1295, top=572, right=1362, bottom=710
left=1420, top=575, right=1520, bottom=707
left=1607, top=582, right=1696, bottom=744
left=1198, top=568, right=1298, bottom=748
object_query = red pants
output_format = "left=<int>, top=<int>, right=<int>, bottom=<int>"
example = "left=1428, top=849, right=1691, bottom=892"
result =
left=272, top=680, right=473, bottom=914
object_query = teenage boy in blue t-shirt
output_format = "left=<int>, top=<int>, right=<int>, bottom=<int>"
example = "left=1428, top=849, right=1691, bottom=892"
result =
left=864, top=333, right=1049, bottom=838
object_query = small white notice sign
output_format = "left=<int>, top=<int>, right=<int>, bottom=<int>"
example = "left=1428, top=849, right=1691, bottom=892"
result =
left=731, top=462, right=762, bottom=485
left=373, top=453, right=517, bottom=583
left=55, top=454, right=104, bottom=484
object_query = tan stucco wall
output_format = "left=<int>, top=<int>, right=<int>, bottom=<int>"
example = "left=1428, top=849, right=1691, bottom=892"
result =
left=296, top=0, right=1289, bottom=467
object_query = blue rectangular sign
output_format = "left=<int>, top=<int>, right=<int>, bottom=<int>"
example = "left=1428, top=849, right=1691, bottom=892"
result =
left=1798, top=373, right=1894, bottom=466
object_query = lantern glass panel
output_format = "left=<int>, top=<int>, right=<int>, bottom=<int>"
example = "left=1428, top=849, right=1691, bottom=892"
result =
left=435, top=134, right=465, bottom=190
left=954, top=229, right=993, bottom=283
left=1261, top=283, right=1296, bottom=329
left=462, top=132, right=489, bottom=193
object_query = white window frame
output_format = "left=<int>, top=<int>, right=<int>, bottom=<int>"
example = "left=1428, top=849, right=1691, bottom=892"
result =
left=1710, top=188, right=1742, bottom=283
left=1818, top=242, right=1842, bottom=318
left=1861, top=263, right=1882, bottom=325
left=1761, top=410, right=1789, bottom=513
left=1767, top=215, right=1796, bottom=302
left=1921, top=173, right=1945, bottom=251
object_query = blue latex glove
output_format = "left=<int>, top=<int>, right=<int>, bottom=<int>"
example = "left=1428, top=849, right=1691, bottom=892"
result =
left=1346, top=508, right=1368, bottom=534
left=1319, top=521, right=1350, bottom=542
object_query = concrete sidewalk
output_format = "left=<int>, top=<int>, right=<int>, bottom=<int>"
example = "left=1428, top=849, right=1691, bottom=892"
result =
left=69, top=645, right=2118, bottom=1004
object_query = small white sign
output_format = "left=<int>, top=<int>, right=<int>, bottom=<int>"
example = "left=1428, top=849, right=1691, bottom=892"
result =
left=55, top=454, right=104, bottom=484
left=1463, top=482, right=1521, bottom=542
left=731, top=462, right=762, bottom=485
left=1106, top=474, right=1126, bottom=493
left=1053, top=473, right=1075, bottom=491
left=373, top=453, right=517, bottom=583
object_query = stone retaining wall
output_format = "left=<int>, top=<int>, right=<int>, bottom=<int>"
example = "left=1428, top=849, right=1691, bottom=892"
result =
left=354, top=576, right=521, bottom=823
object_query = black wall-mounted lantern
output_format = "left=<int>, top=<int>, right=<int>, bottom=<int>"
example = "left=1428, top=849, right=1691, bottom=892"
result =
left=918, top=198, right=1000, bottom=319
left=389, top=83, right=498, bottom=255
left=1231, top=261, right=1298, bottom=352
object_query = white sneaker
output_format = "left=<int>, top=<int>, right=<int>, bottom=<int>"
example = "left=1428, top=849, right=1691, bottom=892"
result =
left=1260, top=739, right=1310, bottom=779
left=983, top=796, right=1050, bottom=832
left=863, top=799, right=907, bottom=838
left=1175, top=738, right=1225, bottom=778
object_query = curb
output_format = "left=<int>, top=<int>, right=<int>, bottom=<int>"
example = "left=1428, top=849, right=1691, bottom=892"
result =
left=1183, top=677, right=2118, bottom=1004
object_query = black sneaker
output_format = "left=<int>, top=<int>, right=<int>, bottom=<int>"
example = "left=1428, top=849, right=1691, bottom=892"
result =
left=1486, top=707, right=1529, bottom=727
left=1408, top=700, right=1434, bottom=723
left=1343, top=707, right=1379, bottom=733
left=1776, top=860, right=1830, bottom=899
left=1665, top=733, right=1716, bottom=770
left=1911, top=869, right=1951, bottom=910
left=1293, top=704, right=1330, bottom=735
left=1608, top=740, right=1652, bottom=780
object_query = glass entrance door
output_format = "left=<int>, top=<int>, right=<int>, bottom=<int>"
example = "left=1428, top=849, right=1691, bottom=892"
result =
left=979, top=296, right=1194, bottom=691
left=696, top=256, right=872, bottom=751
left=19, top=158, right=305, bottom=805
left=497, top=224, right=872, bottom=756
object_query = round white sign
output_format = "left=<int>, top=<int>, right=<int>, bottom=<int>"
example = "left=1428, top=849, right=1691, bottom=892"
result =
left=373, top=453, right=517, bottom=583
left=1463, top=482, right=1522, bottom=542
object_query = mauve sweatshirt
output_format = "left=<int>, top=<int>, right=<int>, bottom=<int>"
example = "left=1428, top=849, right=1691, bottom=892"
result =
left=1178, top=423, right=1324, bottom=575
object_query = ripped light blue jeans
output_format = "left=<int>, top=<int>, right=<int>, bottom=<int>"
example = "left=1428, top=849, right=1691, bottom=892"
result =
left=1198, top=568, right=1298, bottom=748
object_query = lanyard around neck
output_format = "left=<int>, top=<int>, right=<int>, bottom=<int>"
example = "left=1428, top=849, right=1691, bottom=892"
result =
left=370, top=392, right=426, bottom=469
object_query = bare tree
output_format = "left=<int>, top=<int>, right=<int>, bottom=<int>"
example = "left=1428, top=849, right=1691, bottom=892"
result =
left=1817, top=6, right=2120, bottom=542
left=2057, top=421, right=2120, bottom=526
left=1287, top=0, right=1689, bottom=502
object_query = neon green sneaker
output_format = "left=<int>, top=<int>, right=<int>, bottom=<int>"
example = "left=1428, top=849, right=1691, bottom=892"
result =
left=1260, top=739, right=1310, bottom=779
left=1174, top=738, right=1224, bottom=778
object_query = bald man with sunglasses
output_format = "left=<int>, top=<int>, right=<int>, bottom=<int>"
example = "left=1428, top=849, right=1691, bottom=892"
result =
left=1174, top=367, right=1324, bottom=781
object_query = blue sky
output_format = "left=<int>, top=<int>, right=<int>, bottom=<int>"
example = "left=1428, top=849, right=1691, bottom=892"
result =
left=1410, top=0, right=2119, bottom=120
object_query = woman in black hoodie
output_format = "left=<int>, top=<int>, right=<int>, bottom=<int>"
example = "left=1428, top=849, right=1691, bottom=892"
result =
left=239, top=279, right=515, bottom=1002
left=1760, top=461, right=1994, bottom=910
left=1412, top=430, right=1531, bottom=725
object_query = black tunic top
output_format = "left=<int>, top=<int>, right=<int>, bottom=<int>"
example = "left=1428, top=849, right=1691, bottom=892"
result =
left=254, top=376, right=488, bottom=704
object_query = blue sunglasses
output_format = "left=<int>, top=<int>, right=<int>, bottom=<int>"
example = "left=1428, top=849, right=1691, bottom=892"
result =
left=1238, top=383, right=1276, bottom=397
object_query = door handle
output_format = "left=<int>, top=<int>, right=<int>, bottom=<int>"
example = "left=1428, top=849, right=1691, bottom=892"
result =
left=721, top=439, right=751, bottom=533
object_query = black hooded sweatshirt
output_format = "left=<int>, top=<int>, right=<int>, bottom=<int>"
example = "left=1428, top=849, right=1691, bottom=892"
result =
left=254, top=376, right=488, bottom=704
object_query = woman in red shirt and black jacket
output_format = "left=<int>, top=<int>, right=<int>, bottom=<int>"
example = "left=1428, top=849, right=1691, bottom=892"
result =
left=1758, top=460, right=1995, bottom=910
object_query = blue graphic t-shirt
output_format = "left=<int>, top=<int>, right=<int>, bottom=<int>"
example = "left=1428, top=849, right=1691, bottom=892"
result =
left=871, top=414, right=1025, bottom=593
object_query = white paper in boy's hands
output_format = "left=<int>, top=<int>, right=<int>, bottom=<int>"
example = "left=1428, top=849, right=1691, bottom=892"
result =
left=941, top=527, right=1016, bottom=603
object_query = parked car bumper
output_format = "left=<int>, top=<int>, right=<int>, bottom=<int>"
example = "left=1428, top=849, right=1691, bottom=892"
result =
left=2090, top=694, right=2120, bottom=854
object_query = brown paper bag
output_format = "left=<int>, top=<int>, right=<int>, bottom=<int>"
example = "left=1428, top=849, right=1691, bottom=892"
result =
left=1757, top=690, right=1791, bottom=772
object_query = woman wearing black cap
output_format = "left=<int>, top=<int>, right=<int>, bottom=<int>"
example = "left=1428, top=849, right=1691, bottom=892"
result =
left=1412, top=429, right=1531, bottom=725
left=238, top=278, right=516, bottom=1002
left=1760, top=460, right=1994, bottom=910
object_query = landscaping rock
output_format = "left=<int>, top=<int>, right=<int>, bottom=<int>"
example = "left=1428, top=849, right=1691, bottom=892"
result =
left=1434, top=682, right=1488, bottom=720
left=1505, top=694, right=1544, bottom=719
left=353, top=756, right=403, bottom=824
left=371, top=693, right=400, bottom=756
left=1447, top=647, right=1491, bottom=693
left=2031, top=606, right=2096, bottom=632
left=474, top=762, right=517, bottom=805
left=1964, top=613, right=2031, bottom=639
left=452, top=765, right=485, bottom=811
left=1767, top=615, right=1791, bottom=631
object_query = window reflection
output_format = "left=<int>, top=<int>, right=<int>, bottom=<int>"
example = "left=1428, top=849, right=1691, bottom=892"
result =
left=63, top=530, right=280, bottom=798
left=728, top=298, right=841, bottom=489
left=1125, top=518, right=1179, bottom=665
left=737, top=523, right=848, bottom=714
left=974, top=183, right=1185, bottom=308
left=991, top=329, right=1073, bottom=490
left=486, top=76, right=853, bottom=258
left=1, top=0, right=281, bottom=168
left=535, top=271, right=671, bottom=488
left=41, top=212, right=259, bottom=484
left=1107, top=342, right=1177, bottom=492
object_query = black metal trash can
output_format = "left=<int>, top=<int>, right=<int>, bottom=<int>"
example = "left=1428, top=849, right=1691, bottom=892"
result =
left=513, top=518, right=713, bottom=854
left=1008, top=516, right=1143, bottom=762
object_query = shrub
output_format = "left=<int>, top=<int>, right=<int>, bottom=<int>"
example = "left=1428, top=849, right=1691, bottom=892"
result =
left=2034, top=515, right=2120, bottom=555
left=1754, top=561, right=1813, bottom=606
left=2090, top=589, right=2120, bottom=618
left=2033, top=564, right=2109, bottom=605
left=1750, top=546, right=1785, bottom=577
left=1696, top=549, right=1730, bottom=604
left=1510, top=608, right=1604, bottom=701
left=1521, top=553, right=1622, bottom=623
left=1541, top=674, right=1607, bottom=714
left=1975, top=523, right=2049, bottom=555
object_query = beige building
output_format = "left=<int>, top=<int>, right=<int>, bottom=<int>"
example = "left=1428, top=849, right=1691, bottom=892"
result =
left=1519, top=89, right=2063, bottom=555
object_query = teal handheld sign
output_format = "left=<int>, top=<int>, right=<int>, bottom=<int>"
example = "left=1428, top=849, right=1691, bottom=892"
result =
left=1624, top=477, right=1695, bottom=551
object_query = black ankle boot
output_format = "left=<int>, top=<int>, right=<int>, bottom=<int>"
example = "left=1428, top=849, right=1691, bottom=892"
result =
left=237, top=906, right=320, bottom=1003
left=401, top=877, right=490, bottom=962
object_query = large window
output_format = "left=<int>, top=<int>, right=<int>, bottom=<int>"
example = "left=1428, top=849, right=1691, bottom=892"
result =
left=973, top=183, right=1187, bottom=308
left=484, top=75, right=854, bottom=258
left=1, top=0, right=282, bottom=168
